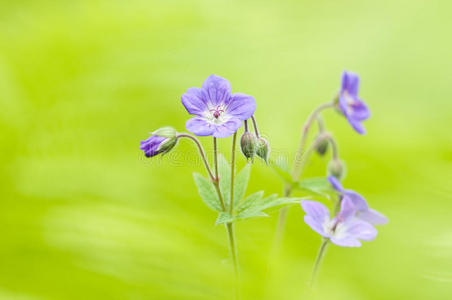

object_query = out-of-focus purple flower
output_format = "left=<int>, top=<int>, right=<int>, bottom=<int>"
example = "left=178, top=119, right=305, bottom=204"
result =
left=337, top=71, right=370, bottom=134
left=301, top=198, right=377, bottom=247
left=327, top=176, right=388, bottom=225
left=181, top=75, right=256, bottom=138
left=140, top=127, right=178, bottom=158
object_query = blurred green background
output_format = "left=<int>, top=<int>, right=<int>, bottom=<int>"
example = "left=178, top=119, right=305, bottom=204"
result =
left=1, top=0, right=451, bottom=299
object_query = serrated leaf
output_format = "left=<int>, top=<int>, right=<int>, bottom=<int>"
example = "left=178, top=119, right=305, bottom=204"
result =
left=236, top=191, right=264, bottom=213
left=233, top=164, right=251, bottom=206
left=216, top=212, right=235, bottom=225
left=269, top=156, right=292, bottom=183
left=218, top=154, right=231, bottom=209
left=295, top=177, right=333, bottom=196
left=193, top=173, right=221, bottom=211
left=258, top=196, right=300, bottom=211
left=236, top=210, right=268, bottom=220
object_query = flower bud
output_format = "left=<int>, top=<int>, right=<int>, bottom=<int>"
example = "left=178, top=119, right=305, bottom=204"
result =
left=327, top=158, right=346, bottom=180
left=140, top=127, right=178, bottom=158
left=256, top=137, right=270, bottom=163
left=315, top=138, right=329, bottom=156
left=240, top=132, right=257, bottom=161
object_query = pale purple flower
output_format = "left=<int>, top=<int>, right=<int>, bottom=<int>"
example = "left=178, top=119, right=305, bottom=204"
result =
left=338, top=71, right=370, bottom=134
left=301, top=198, right=377, bottom=247
left=181, top=75, right=256, bottom=138
left=328, top=176, right=388, bottom=225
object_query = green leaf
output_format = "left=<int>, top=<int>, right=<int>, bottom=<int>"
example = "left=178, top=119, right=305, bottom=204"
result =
left=269, top=156, right=292, bottom=183
left=218, top=154, right=231, bottom=209
left=233, top=164, right=251, bottom=205
left=216, top=212, right=235, bottom=225
left=236, top=210, right=268, bottom=220
left=258, top=195, right=300, bottom=211
left=295, top=177, right=333, bottom=196
left=236, top=191, right=264, bottom=213
left=193, top=173, right=221, bottom=211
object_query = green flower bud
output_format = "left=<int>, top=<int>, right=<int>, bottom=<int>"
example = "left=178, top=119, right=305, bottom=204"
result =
left=240, top=132, right=257, bottom=161
left=327, top=158, right=346, bottom=180
left=315, top=138, right=329, bottom=156
left=256, top=137, right=270, bottom=163
left=152, top=126, right=177, bottom=138
left=153, top=126, right=178, bottom=155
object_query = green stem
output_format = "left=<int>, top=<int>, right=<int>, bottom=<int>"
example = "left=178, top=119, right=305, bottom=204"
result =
left=274, top=102, right=335, bottom=242
left=212, top=137, right=226, bottom=212
left=230, top=132, right=237, bottom=214
left=176, top=133, right=215, bottom=181
left=212, top=136, right=240, bottom=299
left=250, top=115, right=260, bottom=138
left=310, top=239, right=329, bottom=288
left=229, top=132, right=240, bottom=297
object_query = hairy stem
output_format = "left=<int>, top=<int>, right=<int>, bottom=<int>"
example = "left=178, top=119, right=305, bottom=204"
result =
left=176, top=133, right=215, bottom=181
left=250, top=115, right=260, bottom=138
left=212, top=137, right=226, bottom=211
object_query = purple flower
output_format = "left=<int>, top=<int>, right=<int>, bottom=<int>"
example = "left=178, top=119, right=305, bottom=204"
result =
left=328, top=176, right=388, bottom=225
left=338, top=71, right=370, bottom=134
left=140, top=127, right=178, bottom=158
left=301, top=198, right=377, bottom=247
left=181, top=75, right=256, bottom=138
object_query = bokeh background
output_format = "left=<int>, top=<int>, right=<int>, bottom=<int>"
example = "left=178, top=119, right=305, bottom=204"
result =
left=1, top=0, right=451, bottom=299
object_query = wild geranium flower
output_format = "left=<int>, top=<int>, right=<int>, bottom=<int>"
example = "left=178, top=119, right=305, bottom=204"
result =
left=301, top=198, right=377, bottom=247
left=328, top=176, right=388, bottom=225
left=181, top=75, right=256, bottom=138
left=338, top=71, right=370, bottom=134
left=140, top=127, right=178, bottom=158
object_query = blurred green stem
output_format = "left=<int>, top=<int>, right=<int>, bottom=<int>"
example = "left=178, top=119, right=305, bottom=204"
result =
left=212, top=136, right=240, bottom=299
left=229, top=132, right=240, bottom=298
left=275, top=101, right=335, bottom=242
left=310, top=238, right=329, bottom=288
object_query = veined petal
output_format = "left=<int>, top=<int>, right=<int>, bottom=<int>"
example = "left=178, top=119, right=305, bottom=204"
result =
left=304, top=215, right=329, bottom=237
left=343, top=219, right=378, bottom=241
left=349, top=99, right=370, bottom=121
left=347, top=117, right=366, bottom=135
left=330, top=236, right=362, bottom=247
left=327, top=175, right=344, bottom=192
left=201, top=74, right=232, bottom=106
left=301, top=200, right=330, bottom=224
left=185, top=117, right=215, bottom=136
left=358, top=208, right=388, bottom=225
left=212, top=117, right=242, bottom=138
left=181, top=87, right=208, bottom=116
left=226, top=93, right=256, bottom=120
left=337, top=197, right=356, bottom=221
left=343, top=189, right=369, bottom=211
left=341, top=71, right=360, bottom=96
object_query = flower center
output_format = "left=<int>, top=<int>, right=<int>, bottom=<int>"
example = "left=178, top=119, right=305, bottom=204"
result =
left=210, top=105, right=225, bottom=119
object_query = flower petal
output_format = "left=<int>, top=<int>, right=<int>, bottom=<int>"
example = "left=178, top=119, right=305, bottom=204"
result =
left=341, top=71, right=360, bottom=96
left=226, top=93, right=256, bottom=120
left=337, top=197, right=356, bottom=221
left=327, top=175, right=344, bottom=192
left=212, top=117, right=242, bottom=138
left=347, top=117, right=366, bottom=135
left=358, top=208, right=388, bottom=225
left=181, top=87, right=208, bottom=116
left=185, top=117, right=215, bottom=136
left=344, top=219, right=378, bottom=241
left=330, top=236, right=362, bottom=247
left=343, top=189, right=369, bottom=211
left=304, top=215, right=329, bottom=237
left=301, top=200, right=330, bottom=224
left=201, top=74, right=231, bottom=106
left=349, top=99, right=370, bottom=121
